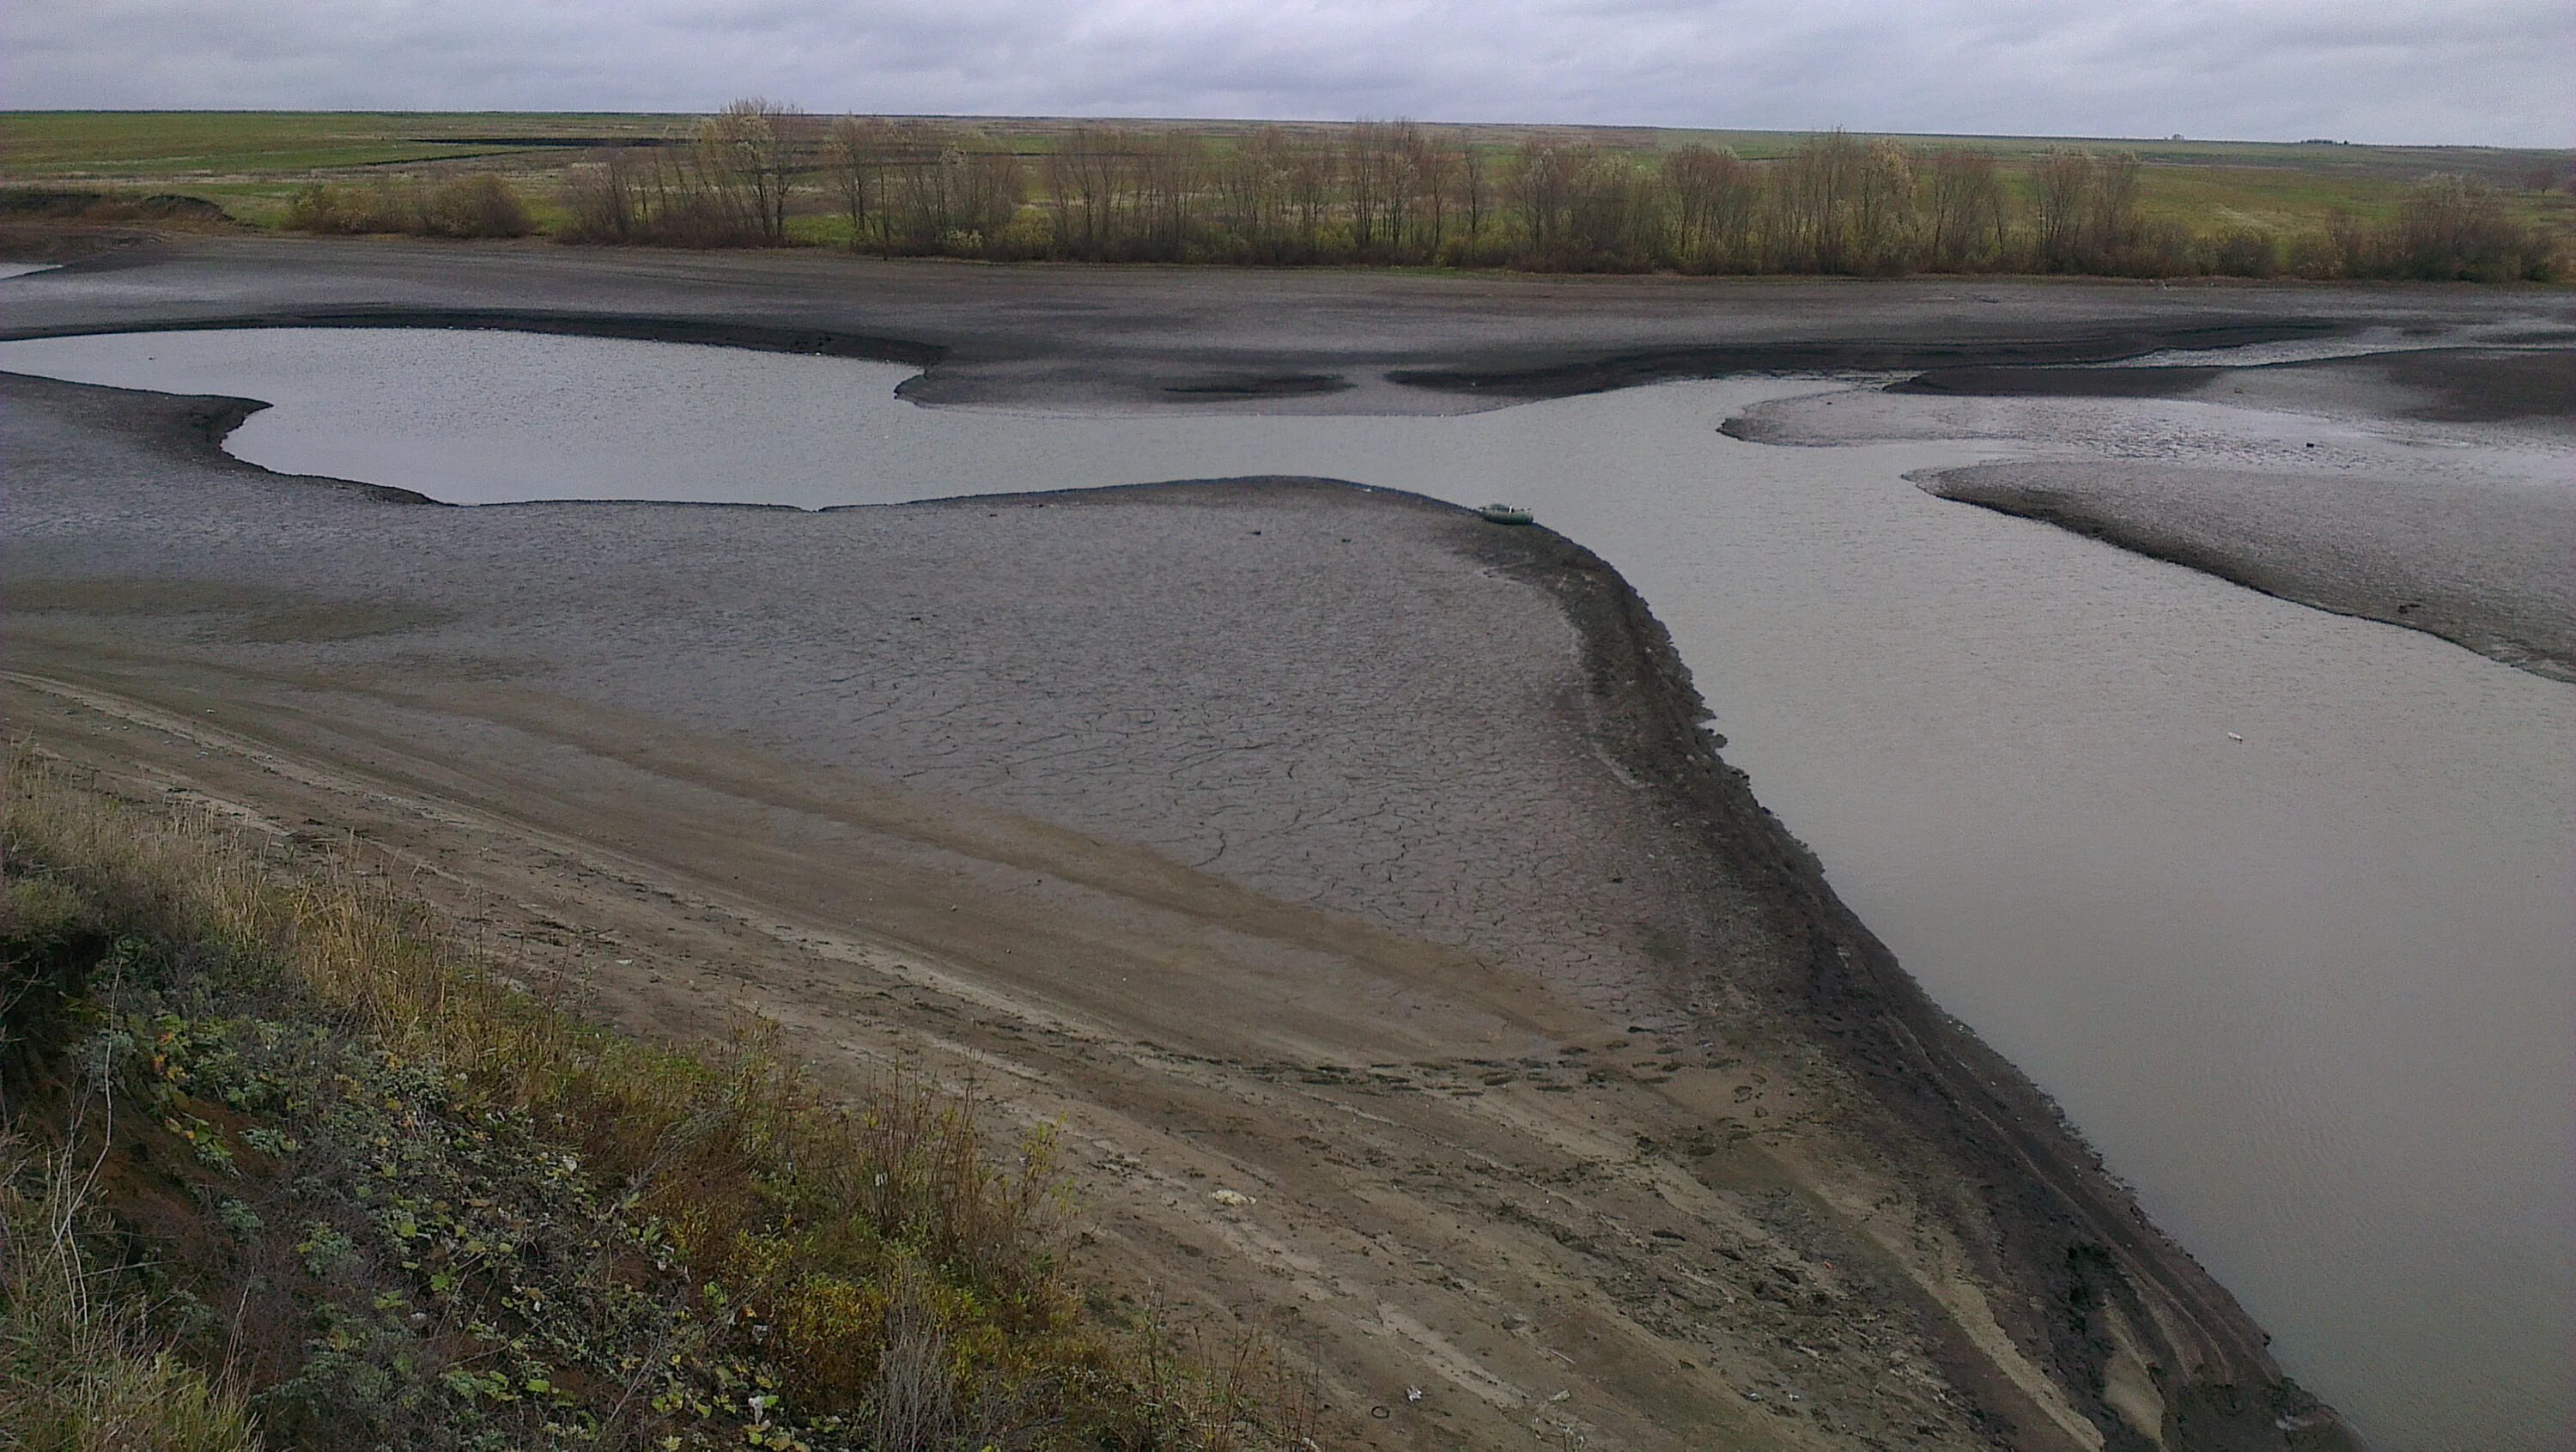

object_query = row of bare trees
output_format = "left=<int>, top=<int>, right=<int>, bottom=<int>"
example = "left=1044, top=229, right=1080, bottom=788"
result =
left=521, top=103, right=2561, bottom=281
left=556, top=115, right=2152, bottom=273
left=1479, top=132, right=2132, bottom=274
left=2331, top=174, right=2561, bottom=281
left=561, top=98, right=808, bottom=246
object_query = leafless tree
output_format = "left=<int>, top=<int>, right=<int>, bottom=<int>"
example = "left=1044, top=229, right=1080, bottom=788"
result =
left=1285, top=134, right=1337, bottom=250
left=563, top=145, right=647, bottom=241
left=1510, top=138, right=1576, bottom=257
left=1041, top=125, right=1142, bottom=256
left=1346, top=120, right=1396, bottom=255
left=2388, top=173, right=2549, bottom=280
left=1458, top=146, right=1491, bottom=255
left=1659, top=143, right=1758, bottom=269
left=1562, top=148, right=1648, bottom=266
left=826, top=117, right=896, bottom=251
left=2086, top=151, right=2143, bottom=265
left=702, top=97, right=809, bottom=246
left=542, top=110, right=2434, bottom=283
left=1393, top=122, right=1455, bottom=256
left=1923, top=148, right=2007, bottom=270
left=1773, top=131, right=1860, bottom=270
left=2031, top=149, right=2144, bottom=272
left=1771, top=131, right=1917, bottom=273
left=878, top=124, right=1024, bottom=251
left=1134, top=131, right=1203, bottom=258
left=1851, top=137, right=1919, bottom=270
left=2031, top=149, right=2098, bottom=270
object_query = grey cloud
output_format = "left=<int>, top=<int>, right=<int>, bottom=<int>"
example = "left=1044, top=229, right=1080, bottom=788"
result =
left=4, top=0, right=2565, bottom=145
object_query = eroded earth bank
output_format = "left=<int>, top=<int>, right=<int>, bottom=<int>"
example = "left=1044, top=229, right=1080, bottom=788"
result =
left=11, top=238, right=2550, bottom=1449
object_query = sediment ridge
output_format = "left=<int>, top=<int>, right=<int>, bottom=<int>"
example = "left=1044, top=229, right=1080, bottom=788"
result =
left=1716, top=344, right=2576, bottom=682
left=1917, top=460, right=2576, bottom=682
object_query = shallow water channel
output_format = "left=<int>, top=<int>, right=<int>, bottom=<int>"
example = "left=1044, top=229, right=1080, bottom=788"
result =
left=8, top=328, right=2572, bottom=1450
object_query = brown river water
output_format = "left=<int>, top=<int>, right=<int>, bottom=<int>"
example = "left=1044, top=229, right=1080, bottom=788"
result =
left=4, top=327, right=2570, bottom=1451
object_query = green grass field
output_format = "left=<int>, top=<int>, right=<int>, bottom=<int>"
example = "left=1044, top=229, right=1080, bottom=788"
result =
left=0, top=111, right=670, bottom=173
left=5, top=109, right=2570, bottom=249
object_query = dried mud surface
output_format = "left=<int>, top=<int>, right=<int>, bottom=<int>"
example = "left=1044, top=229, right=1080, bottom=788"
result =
left=5, top=357, right=2358, bottom=1451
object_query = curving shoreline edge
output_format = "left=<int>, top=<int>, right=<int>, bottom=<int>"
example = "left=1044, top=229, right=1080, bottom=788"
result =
left=1915, top=464, right=2576, bottom=683
left=1446, top=506, right=2357, bottom=1449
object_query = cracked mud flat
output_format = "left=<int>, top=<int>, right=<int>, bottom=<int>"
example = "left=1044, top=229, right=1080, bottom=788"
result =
left=1722, top=348, right=2576, bottom=681
left=3, top=361, right=2356, bottom=1452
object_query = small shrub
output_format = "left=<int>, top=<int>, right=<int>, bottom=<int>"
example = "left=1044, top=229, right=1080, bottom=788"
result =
left=283, top=174, right=529, bottom=240
left=422, top=174, right=532, bottom=239
left=2211, top=227, right=2281, bottom=277
left=0, top=1138, right=264, bottom=1452
left=281, top=185, right=348, bottom=234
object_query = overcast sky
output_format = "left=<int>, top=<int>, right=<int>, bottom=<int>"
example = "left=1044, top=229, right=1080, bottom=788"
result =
left=8, top=0, right=2567, bottom=148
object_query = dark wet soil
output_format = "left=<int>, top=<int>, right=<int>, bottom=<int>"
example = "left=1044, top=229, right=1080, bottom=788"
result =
left=1893, top=349, right=2576, bottom=424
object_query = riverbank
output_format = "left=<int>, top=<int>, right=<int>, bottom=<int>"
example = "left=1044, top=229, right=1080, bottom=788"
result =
left=5, top=232, right=2570, bottom=414
left=4, top=355, right=2357, bottom=1449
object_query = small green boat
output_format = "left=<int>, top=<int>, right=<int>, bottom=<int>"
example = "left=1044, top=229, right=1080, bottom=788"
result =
left=1478, top=503, right=1535, bottom=526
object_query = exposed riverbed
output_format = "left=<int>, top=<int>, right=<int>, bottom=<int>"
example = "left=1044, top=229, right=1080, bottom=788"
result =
left=5, top=325, right=2570, bottom=1451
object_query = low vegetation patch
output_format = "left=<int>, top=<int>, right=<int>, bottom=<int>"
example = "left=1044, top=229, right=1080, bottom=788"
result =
left=0, top=756, right=1309, bottom=1451
left=284, top=173, right=534, bottom=239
